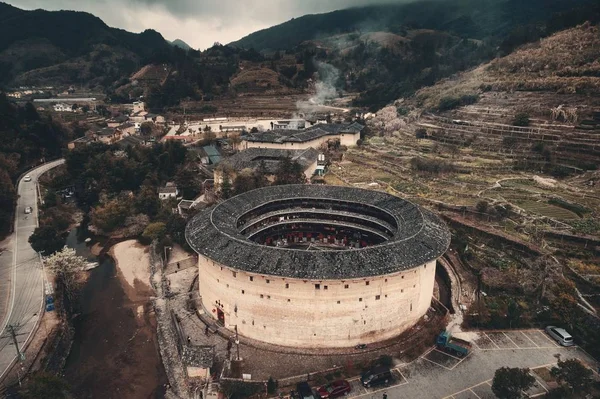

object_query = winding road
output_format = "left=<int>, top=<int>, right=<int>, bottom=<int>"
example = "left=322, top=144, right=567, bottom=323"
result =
left=0, top=159, right=64, bottom=383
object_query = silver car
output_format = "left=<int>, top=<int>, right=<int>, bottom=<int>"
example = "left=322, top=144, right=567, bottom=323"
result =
left=24, top=206, right=32, bottom=214
left=545, top=326, right=574, bottom=346
left=23, top=176, right=31, bottom=182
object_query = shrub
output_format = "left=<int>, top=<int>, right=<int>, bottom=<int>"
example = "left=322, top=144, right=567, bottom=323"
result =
left=512, top=112, right=530, bottom=127
left=476, top=200, right=489, bottom=213
left=415, top=128, right=427, bottom=139
left=437, top=94, right=479, bottom=111
left=410, top=157, right=455, bottom=174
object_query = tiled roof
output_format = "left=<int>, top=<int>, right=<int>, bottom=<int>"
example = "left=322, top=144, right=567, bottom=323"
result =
left=242, top=122, right=363, bottom=144
left=185, top=185, right=450, bottom=280
left=219, top=147, right=319, bottom=174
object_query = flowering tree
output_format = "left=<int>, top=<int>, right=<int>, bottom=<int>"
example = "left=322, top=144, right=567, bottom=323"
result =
left=45, top=246, right=87, bottom=315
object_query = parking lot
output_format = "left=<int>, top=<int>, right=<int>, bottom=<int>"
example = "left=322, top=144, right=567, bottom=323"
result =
left=331, top=329, right=596, bottom=399
left=346, top=368, right=407, bottom=397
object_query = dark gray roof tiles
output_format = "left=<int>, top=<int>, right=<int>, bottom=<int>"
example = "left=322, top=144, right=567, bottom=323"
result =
left=242, top=122, right=363, bottom=144
left=185, top=185, right=450, bottom=280
left=181, top=345, right=214, bottom=368
left=220, top=147, right=318, bottom=173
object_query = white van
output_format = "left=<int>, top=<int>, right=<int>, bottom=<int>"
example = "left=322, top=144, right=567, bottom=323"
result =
left=545, top=326, right=574, bottom=346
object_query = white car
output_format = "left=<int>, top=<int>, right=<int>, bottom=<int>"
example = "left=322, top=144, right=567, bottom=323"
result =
left=24, top=206, right=32, bottom=214
left=545, top=326, right=574, bottom=346
left=23, top=176, right=31, bottom=182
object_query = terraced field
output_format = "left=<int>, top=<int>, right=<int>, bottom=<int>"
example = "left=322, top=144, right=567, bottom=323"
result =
left=511, top=199, right=580, bottom=220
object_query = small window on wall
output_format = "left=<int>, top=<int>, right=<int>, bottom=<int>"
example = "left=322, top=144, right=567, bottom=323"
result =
left=375, top=295, right=381, bottom=300
left=260, top=294, right=264, bottom=298
left=242, top=290, right=245, bottom=294
left=366, top=281, right=370, bottom=286
left=359, top=298, right=363, bottom=302
left=233, top=271, right=237, bottom=278
left=315, top=284, right=320, bottom=289
left=344, top=284, right=349, bottom=289
left=337, top=301, right=340, bottom=304
left=266, top=279, right=270, bottom=284
left=324, top=285, right=328, bottom=290
left=249, top=276, right=254, bottom=282
left=285, top=283, right=289, bottom=289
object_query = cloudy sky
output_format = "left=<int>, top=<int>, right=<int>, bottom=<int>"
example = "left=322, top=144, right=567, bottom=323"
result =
left=7, top=0, right=402, bottom=49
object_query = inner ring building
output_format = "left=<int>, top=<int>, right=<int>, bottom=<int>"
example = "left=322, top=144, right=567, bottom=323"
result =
left=185, top=185, right=451, bottom=348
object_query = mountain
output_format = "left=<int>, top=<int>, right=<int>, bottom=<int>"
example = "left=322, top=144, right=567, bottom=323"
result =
left=231, top=0, right=598, bottom=51
left=0, top=2, right=172, bottom=87
left=170, top=39, right=192, bottom=51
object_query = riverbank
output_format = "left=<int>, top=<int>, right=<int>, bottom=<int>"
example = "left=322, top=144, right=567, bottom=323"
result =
left=63, top=237, right=167, bottom=399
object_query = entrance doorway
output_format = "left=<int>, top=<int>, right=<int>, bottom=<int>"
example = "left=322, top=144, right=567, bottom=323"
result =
left=216, top=308, right=225, bottom=325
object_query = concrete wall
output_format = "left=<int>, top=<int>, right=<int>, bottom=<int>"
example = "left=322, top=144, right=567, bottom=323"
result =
left=198, top=254, right=436, bottom=348
left=242, top=132, right=360, bottom=151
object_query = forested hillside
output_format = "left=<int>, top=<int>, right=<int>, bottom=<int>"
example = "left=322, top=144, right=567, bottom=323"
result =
left=231, top=0, right=598, bottom=51
left=231, top=0, right=600, bottom=109
left=0, top=2, right=171, bottom=87
left=0, top=93, right=71, bottom=236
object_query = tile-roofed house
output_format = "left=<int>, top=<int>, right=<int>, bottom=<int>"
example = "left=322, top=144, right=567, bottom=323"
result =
left=67, top=135, right=96, bottom=150
left=158, top=182, right=179, bottom=200
left=115, top=135, right=146, bottom=149
left=241, top=122, right=363, bottom=150
left=215, top=147, right=319, bottom=187
left=181, top=345, right=214, bottom=380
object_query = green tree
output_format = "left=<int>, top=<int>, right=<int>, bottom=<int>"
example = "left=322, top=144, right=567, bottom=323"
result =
left=20, top=371, right=70, bottom=399
left=221, top=174, right=233, bottom=199
left=90, top=195, right=132, bottom=233
left=266, top=377, right=277, bottom=394
left=29, top=226, right=65, bottom=255
left=0, top=169, right=16, bottom=236
left=135, top=184, right=161, bottom=218
left=491, top=367, right=535, bottom=399
left=274, top=155, right=305, bottom=185
left=140, top=121, right=153, bottom=136
left=174, top=166, right=201, bottom=199
left=550, top=358, right=593, bottom=393
left=476, top=200, right=489, bottom=213
left=512, top=112, right=530, bottom=127
left=233, top=170, right=259, bottom=195
left=142, top=222, right=167, bottom=241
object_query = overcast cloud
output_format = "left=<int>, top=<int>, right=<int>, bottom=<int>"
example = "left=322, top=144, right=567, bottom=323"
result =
left=6, top=0, right=405, bottom=49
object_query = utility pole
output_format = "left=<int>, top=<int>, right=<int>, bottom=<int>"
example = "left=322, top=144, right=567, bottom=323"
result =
left=8, top=324, right=25, bottom=361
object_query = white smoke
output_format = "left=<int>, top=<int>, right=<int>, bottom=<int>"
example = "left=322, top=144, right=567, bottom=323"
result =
left=311, top=61, right=341, bottom=106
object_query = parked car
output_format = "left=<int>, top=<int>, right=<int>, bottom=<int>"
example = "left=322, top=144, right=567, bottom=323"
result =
left=360, top=366, right=392, bottom=388
left=315, top=379, right=351, bottom=398
left=296, top=382, right=316, bottom=399
left=23, top=176, right=31, bottom=182
left=24, top=206, right=32, bottom=214
left=545, top=326, right=574, bottom=346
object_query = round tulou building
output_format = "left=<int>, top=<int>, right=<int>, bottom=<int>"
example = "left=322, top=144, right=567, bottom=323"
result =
left=185, top=185, right=451, bottom=348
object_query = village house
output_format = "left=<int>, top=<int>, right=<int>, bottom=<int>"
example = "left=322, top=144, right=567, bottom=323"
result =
left=158, top=182, right=179, bottom=200
left=240, top=122, right=363, bottom=151
left=90, top=127, right=121, bottom=144
left=107, top=115, right=129, bottom=128
left=214, top=147, right=319, bottom=187
left=67, top=135, right=96, bottom=150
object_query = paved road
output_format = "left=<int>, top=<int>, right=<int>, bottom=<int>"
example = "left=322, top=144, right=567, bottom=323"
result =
left=345, top=329, right=598, bottom=399
left=0, top=159, right=65, bottom=382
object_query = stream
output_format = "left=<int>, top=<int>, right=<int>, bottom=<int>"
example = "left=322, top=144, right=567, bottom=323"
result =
left=62, top=227, right=167, bottom=399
